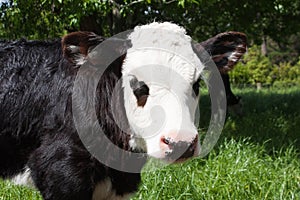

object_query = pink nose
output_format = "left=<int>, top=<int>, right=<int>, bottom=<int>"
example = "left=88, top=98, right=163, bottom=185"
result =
left=160, top=133, right=199, bottom=161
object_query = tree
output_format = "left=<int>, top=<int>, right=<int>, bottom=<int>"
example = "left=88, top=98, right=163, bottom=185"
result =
left=1, top=0, right=299, bottom=48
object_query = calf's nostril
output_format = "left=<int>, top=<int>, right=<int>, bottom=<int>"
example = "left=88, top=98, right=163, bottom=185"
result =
left=164, top=135, right=199, bottom=161
left=161, top=137, right=172, bottom=145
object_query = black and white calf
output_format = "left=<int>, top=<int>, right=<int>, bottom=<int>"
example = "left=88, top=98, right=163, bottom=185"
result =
left=0, top=22, right=246, bottom=200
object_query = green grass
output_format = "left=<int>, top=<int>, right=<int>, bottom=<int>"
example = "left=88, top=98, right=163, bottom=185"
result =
left=0, top=180, right=41, bottom=200
left=1, top=87, right=300, bottom=200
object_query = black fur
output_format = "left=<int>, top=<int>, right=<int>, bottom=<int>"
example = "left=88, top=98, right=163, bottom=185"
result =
left=221, top=73, right=241, bottom=107
left=0, top=38, right=146, bottom=200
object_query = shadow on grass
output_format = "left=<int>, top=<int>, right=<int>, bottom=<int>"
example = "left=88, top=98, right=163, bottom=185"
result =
left=199, top=87, right=300, bottom=156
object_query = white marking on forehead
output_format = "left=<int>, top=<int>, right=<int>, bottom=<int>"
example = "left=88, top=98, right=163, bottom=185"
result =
left=122, top=22, right=203, bottom=83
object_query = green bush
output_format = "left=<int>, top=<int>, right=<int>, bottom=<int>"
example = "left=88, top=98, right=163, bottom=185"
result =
left=271, top=62, right=300, bottom=87
left=230, top=46, right=300, bottom=87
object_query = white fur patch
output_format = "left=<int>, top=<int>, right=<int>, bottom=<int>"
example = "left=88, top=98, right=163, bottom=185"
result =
left=10, top=167, right=35, bottom=188
left=67, top=45, right=86, bottom=65
left=227, top=44, right=245, bottom=62
left=92, top=179, right=132, bottom=200
left=68, top=45, right=80, bottom=53
left=74, top=56, right=86, bottom=65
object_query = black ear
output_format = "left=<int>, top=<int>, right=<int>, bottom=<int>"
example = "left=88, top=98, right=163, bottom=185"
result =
left=194, top=32, right=247, bottom=73
left=62, top=31, right=130, bottom=66
left=62, top=31, right=105, bottom=65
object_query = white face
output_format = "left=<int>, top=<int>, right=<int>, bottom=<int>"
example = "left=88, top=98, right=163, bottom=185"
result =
left=122, top=49, right=201, bottom=161
left=122, top=22, right=203, bottom=161
left=120, top=22, right=204, bottom=162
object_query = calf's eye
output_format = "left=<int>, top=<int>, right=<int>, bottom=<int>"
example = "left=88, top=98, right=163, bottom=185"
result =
left=129, top=76, right=149, bottom=107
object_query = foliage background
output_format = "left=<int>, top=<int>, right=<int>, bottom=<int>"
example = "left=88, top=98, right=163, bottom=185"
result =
left=1, top=0, right=300, bottom=87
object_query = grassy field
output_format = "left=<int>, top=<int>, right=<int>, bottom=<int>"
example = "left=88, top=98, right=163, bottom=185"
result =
left=1, top=87, right=299, bottom=200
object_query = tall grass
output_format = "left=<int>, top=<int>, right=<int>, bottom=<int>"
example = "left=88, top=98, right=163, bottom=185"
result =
left=1, top=87, right=300, bottom=200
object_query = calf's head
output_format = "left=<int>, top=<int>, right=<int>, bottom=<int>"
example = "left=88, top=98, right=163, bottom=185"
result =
left=62, top=22, right=247, bottom=163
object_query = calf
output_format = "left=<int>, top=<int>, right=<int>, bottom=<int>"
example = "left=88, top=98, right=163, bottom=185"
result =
left=0, top=22, right=246, bottom=200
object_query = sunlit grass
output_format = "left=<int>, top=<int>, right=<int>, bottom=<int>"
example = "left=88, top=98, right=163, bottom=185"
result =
left=1, top=87, right=300, bottom=200
left=134, top=139, right=300, bottom=200
left=0, top=180, right=41, bottom=200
